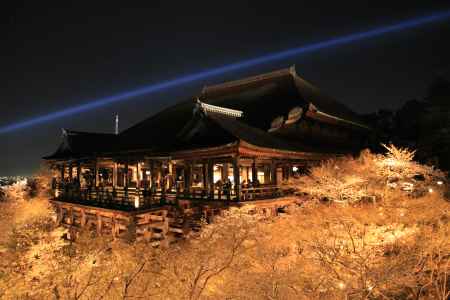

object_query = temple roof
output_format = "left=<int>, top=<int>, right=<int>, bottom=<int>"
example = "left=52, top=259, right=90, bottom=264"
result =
left=173, top=102, right=348, bottom=155
left=44, top=66, right=367, bottom=160
left=43, top=129, right=118, bottom=160
left=118, top=66, right=365, bottom=150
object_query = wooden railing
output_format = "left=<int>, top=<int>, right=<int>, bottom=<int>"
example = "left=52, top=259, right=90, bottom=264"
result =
left=241, top=185, right=282, bottom=201
left=54, top=183, right=285, bottom=210
left=55, top=185, right=166, bottom=210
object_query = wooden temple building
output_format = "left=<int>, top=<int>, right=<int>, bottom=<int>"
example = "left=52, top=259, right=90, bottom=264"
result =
left=43, top=66, right=370, bottom=244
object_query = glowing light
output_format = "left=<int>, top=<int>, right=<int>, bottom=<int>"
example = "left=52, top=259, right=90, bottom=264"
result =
left=292, top=166, right=299, bottom=172
left=55, top=190, right=59, bottom=198
left=437, top=180, right=443, bottom=185
left=428, top=188, right=433, bottom=193
left=145, top=170, right=151, bottom=175
left=1, top=10, right=450, bottom=134
left=338, top=282, right=346, bottom=290
left=134, top=196, right=140, bottom=208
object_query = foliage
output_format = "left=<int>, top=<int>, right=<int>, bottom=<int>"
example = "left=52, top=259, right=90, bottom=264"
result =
left=0, top=187, right=5, bottom=202
left=0, top=153, right=449, bottom=299
left=291, top=144, right=447, bottom=205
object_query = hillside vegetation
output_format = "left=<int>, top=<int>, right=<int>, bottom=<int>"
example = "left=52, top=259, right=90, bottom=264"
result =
left=0, top=146, right=449, bottom=300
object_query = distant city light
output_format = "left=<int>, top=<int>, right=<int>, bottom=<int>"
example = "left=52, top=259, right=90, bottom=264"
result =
left=292, top=166, right=299, bottom=172
left=1, top=10, right=450, bottom=134
left=437, top=180, right=443, bottom=185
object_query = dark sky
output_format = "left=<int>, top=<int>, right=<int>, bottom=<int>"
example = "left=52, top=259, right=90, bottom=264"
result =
left=1, top=1, right=450, bottom=176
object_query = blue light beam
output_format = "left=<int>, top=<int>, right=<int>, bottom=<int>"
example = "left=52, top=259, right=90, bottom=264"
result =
left=1, top=10, right=450, bottom=134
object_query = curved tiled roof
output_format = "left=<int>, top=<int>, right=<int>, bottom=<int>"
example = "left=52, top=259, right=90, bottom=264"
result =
left=119, top=66, right=365, bottom=149
left=44, top=66, right=367, bottom=160
left=43, top=129, right=118, bottom=160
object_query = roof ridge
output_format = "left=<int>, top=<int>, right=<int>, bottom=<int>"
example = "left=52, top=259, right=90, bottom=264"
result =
left=201, top=66, right=296, bottom=97
left=63, top=129, right=116, bottom=136
left=195, top=99, right=243, bottom=118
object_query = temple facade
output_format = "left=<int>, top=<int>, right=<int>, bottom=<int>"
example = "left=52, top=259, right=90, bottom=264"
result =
left=43, top=66, right=370, bottom=242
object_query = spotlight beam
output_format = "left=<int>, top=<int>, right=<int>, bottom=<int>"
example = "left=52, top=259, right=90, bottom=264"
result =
left=1, top=10, right=450, bottom=134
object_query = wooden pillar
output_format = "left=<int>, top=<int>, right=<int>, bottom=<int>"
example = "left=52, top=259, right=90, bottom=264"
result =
left=136, top=162, right=141, bottom=189
left=69, top=163, right=73, bottom=181
left=251, top=159, right=257, bottom=183
left=168, top=161, right=174, bottom=191
left=161, top=161, right=166, bottom=202
left=222, top=163, right=228, bottom=181
left=60, top=163, right=65, bottom=181
left=150, top=160, right=156, bottom=189
left=113, top=162, right=118, bottom=187
left=271, top=160, right=277, bottom=185
left=184, top=162, right=191, bottom=195
left=207, top=160, right=214, bottom=199
left=124, top=159, right=129, bottom=206
left=76, top=163, right=81, bottom=182
left=202, top=162, right=207, bottom=189
left=93, top=159, right=98, bottom=187
left=124, top=159, right=129, bottom=189
left=264, top=165, right=271, bottom=185
left=232, top=157, right=240, bottom=201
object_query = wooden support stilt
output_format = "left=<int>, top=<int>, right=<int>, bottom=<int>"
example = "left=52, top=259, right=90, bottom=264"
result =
left=160, top=210, right=169, bottom=248
left=111, top=215, right=117, bottom=239
left=80, top=208, right=86, bottom=227
left=96, top=213, right=102, bottom=235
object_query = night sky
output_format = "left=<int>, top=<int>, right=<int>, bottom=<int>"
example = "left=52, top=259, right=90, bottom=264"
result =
left=1, top=1, right=450, bottom=176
